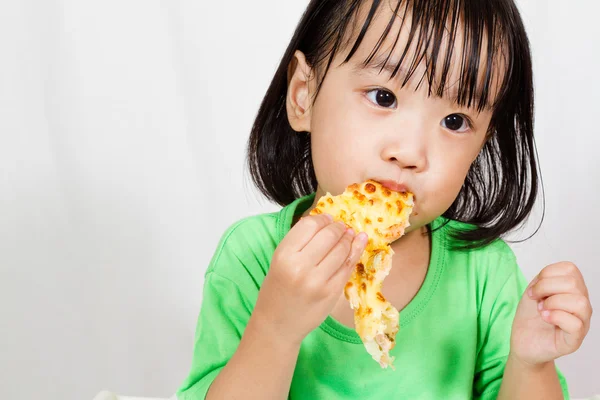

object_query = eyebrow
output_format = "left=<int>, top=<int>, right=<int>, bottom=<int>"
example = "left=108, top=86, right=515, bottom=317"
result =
left=352, top=54, right=404, bottom=76
left=352, top=53, right=441, bottom=89
left=351, top=53, right=492, bottom=110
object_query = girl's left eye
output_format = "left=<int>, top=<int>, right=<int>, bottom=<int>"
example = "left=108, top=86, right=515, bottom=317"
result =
left=365, top=89, right=397, bottom=109
left=441, top=114, right=471, bottom=133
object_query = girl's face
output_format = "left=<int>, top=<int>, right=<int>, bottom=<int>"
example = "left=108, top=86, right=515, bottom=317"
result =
left=287, top=6, right=496, bottom=232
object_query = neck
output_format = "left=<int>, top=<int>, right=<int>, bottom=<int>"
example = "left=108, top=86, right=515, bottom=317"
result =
left=389, top=224, right=431, bottom=271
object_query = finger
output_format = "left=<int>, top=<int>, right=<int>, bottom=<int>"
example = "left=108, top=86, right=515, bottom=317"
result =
left=541, top=309, right=585, bottom=337
left=541, top=294, right=593, bottom=325
left=528, top=275, right=580, bottom=300
left=527, top=262, right=582, bottom=290
left=538, top=262, right=582, bottom=280
left=328, top=232, right=369, bottom=286
left=314, top=228, right=357, bottom=280
left=281, top=213, right=335, bottom=252
left=300, top=220, right=349, bottom=264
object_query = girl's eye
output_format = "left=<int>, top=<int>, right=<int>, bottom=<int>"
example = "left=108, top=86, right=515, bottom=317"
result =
left=441, top=114, right=471, bottom=133
left=366, top=89, right=397, bottom=109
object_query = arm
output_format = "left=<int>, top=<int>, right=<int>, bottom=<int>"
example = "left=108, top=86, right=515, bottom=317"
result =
left=206, top=313, right=301, bottom=400
left=498, top=261, right=592, bottom=400
left=497, top=356, right=563, bottom=400
left=178, top=214, right=367, bottom=400
left=472, top=249, right=570, bottom=399
left=207, top=216, right=366, bottom=399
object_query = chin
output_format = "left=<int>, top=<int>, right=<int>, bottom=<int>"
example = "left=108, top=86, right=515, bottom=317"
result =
left=405, top=213, right=435, bottom=233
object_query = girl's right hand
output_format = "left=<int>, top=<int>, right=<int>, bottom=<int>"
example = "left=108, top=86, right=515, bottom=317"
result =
left=250, top=213, right=368, bottom=345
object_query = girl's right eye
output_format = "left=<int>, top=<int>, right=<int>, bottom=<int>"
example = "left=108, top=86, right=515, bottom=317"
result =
left=365, top=89, right=397, bottom=109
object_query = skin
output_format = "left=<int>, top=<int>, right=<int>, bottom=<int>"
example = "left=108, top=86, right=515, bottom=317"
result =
left=206, top=4, right=592, bottom=399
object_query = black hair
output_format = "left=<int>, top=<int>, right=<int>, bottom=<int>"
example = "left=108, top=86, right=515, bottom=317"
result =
left=247, top=0, right=542, bottom=249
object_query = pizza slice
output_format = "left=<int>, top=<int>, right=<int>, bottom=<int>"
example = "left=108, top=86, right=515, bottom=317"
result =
left=310, top=180, right=414, bottom=368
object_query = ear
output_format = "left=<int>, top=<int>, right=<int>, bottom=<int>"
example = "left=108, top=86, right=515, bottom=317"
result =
left=286, top=50, right=313, bottom=133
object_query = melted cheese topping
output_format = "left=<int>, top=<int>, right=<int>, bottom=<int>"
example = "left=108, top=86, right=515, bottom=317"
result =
left=310, top=180, right=414, bottom=368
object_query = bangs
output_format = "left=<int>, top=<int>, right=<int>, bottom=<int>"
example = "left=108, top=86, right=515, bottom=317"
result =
left=316, top=0, right=515, bottom=112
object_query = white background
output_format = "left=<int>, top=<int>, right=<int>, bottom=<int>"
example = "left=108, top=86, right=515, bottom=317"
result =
left=0, top=1, right=598, bottom=399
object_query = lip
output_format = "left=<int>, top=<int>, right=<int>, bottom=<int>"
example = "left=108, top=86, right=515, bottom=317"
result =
left=372, top=179, right=414, bottom=197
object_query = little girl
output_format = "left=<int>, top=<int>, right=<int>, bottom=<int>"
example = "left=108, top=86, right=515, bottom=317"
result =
left=177, top=1, right=592, bottom=399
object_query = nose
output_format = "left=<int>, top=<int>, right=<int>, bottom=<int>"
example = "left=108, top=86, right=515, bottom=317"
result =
left=380, top=123, right=428, bottom=172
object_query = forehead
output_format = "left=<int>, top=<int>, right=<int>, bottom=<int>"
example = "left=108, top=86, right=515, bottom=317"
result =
left=337, top=0, right=507, bottom=111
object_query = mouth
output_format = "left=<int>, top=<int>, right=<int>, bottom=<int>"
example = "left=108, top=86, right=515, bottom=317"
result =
left=371, top=179, right=412, bottom=195
left=371, top=179, right=419, bottom=216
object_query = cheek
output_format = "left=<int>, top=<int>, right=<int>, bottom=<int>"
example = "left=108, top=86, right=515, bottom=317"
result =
left=420, top=147, right=479, bottom=215
left=430, top=171, right=466, bottom=206
left=308, top=85, right=374, bottom=192
left=310, top=125, right=366, bottom=195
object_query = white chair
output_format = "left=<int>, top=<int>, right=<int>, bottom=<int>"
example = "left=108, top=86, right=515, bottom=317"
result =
left=93, top=390, right=175, bottom=400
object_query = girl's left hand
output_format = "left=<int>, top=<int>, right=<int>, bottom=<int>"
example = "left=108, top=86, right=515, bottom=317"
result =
left=510, top=262, right=593, bottom=366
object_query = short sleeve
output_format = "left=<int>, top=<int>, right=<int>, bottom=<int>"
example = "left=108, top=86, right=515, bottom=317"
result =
left=176, top=272, right=253, bottom=400
left=175, top=215, right=277, bottom=400
left=473, top=252, right=570, bottom=399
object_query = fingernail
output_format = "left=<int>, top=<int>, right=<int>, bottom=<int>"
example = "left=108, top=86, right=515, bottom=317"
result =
left=538, top=301, right=543, bottom=311
left=527, top=288, right=533, bottom=297
left=346, top=228, right=355, bottom=236
left=542, top=310, right=550, bottom=318
left=324, top=214, right=334, bottom=222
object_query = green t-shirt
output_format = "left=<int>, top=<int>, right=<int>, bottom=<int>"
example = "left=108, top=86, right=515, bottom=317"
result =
left=177, top=194, right=569, bottom=399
